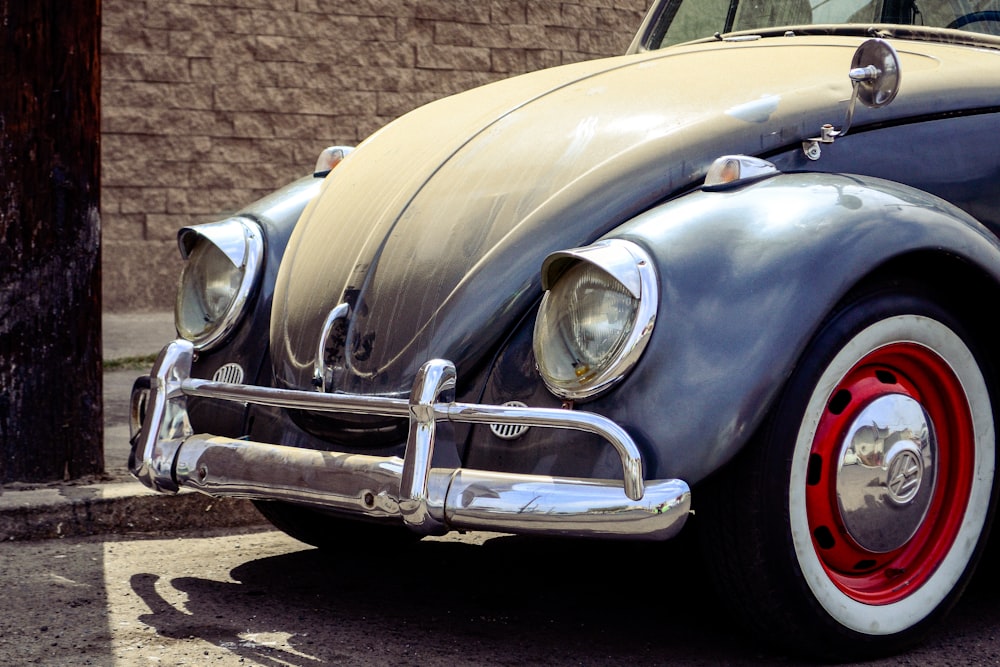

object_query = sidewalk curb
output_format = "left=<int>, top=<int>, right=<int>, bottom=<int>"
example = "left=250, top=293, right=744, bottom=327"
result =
left=0, top=312, right=269, bottom=541
left=0, top=482, right=267, bottom=541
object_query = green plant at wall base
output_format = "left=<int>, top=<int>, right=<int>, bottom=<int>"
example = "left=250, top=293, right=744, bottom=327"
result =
left=103, top=355, right=157, bottom=371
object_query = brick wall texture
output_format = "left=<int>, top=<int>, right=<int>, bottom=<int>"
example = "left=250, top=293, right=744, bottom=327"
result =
left=102, top=0, right=650, bottom=311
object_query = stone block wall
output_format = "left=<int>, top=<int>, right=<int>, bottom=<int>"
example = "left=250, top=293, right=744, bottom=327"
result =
left=101, top=0, right=650, bottom=311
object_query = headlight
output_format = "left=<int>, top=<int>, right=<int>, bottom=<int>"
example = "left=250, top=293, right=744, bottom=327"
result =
left=533, top=239, right=657, bottom=400
left=175, top=217, right=263, bottom=351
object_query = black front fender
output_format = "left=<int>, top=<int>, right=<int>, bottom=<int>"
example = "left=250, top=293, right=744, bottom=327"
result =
left=595, top=171, right=1000, bottom=484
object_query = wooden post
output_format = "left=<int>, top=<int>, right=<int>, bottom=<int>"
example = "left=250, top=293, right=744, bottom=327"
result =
left=0, top=1, right=103, bottom=482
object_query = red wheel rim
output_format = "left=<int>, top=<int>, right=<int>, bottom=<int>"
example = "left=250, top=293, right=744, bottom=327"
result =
left=805, top=342, right=975, bottom=605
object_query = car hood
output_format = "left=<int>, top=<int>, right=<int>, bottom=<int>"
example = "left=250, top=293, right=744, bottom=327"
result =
left=270, top=35, right=998, bottom=395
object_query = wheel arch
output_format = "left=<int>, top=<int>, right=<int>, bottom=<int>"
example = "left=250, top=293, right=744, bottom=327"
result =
left=844, top=250, right=1000, bottom=376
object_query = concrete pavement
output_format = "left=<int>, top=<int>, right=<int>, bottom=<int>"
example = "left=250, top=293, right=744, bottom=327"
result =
left=0, top=312, right=266, bottom=540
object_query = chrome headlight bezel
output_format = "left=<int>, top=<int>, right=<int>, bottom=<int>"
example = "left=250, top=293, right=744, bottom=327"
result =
left=174, top=216, right=264, bottom=352
left=533, top=239, right=658, bottom=401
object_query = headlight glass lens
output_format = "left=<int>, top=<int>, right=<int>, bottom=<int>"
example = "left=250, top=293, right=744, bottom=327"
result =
left=175, top=218, right=262, bottom=350
left=534, top=259, right=645, bottom=399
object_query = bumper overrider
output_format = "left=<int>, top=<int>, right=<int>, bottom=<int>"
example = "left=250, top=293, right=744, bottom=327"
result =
left=130, top=340, right=691, bottom=540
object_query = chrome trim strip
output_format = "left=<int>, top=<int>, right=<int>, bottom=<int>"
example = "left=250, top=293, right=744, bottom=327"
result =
left=312, top=302, right=349, bottom=392
left=131, top=340, right=692, bottom=541
left=184, top=378, right=409, bottom=416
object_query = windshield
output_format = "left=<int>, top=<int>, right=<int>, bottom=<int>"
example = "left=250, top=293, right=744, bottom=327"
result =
left=650, top=0, right=1000, bottom=46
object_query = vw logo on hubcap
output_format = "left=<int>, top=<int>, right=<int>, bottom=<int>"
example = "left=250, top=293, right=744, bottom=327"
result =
left=885, top=444, right=923, bottom=505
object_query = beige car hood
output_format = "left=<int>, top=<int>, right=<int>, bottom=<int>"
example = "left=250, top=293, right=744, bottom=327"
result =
left=270, top=35, right=999, bottom=395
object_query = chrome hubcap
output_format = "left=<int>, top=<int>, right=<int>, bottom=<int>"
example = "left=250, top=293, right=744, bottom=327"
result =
left=836, top=394, right=937, bottom=553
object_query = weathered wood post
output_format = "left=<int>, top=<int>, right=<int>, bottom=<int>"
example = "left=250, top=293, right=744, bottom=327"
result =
left=0, top=1, right=103, bottom=482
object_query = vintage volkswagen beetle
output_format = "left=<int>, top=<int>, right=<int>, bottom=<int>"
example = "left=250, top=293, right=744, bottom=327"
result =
left=131, top=0, right=1000, bottom=658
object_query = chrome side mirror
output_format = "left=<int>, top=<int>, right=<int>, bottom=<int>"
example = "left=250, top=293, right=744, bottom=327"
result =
left=803, top=39, right=901, bottom=160
left=851, top=38, right=901, bottom=108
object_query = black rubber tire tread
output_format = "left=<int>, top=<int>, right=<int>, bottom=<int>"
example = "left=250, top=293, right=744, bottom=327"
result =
left=253, top=499, right=420, bottom=551
left=696, top=281, right=998, bottom=660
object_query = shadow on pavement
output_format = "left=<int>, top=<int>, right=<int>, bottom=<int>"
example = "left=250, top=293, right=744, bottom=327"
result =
left=130, top=533, right=785, bottom=666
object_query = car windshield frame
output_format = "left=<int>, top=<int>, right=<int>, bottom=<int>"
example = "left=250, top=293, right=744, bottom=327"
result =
left=631, top=0, right=1000, bottom=51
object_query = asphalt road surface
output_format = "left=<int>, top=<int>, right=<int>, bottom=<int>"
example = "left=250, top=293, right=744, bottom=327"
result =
left=4, top=526, right=1000, bottom=666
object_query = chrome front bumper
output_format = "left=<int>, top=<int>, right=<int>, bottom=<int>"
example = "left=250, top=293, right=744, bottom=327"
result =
left=130, top=340, right=691, bottom=541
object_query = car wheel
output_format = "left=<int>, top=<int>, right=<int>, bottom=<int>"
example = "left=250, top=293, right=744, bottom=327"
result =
left=699, top=286, right=997, bottom=659
left=253, top=500, right=421, bottom=551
